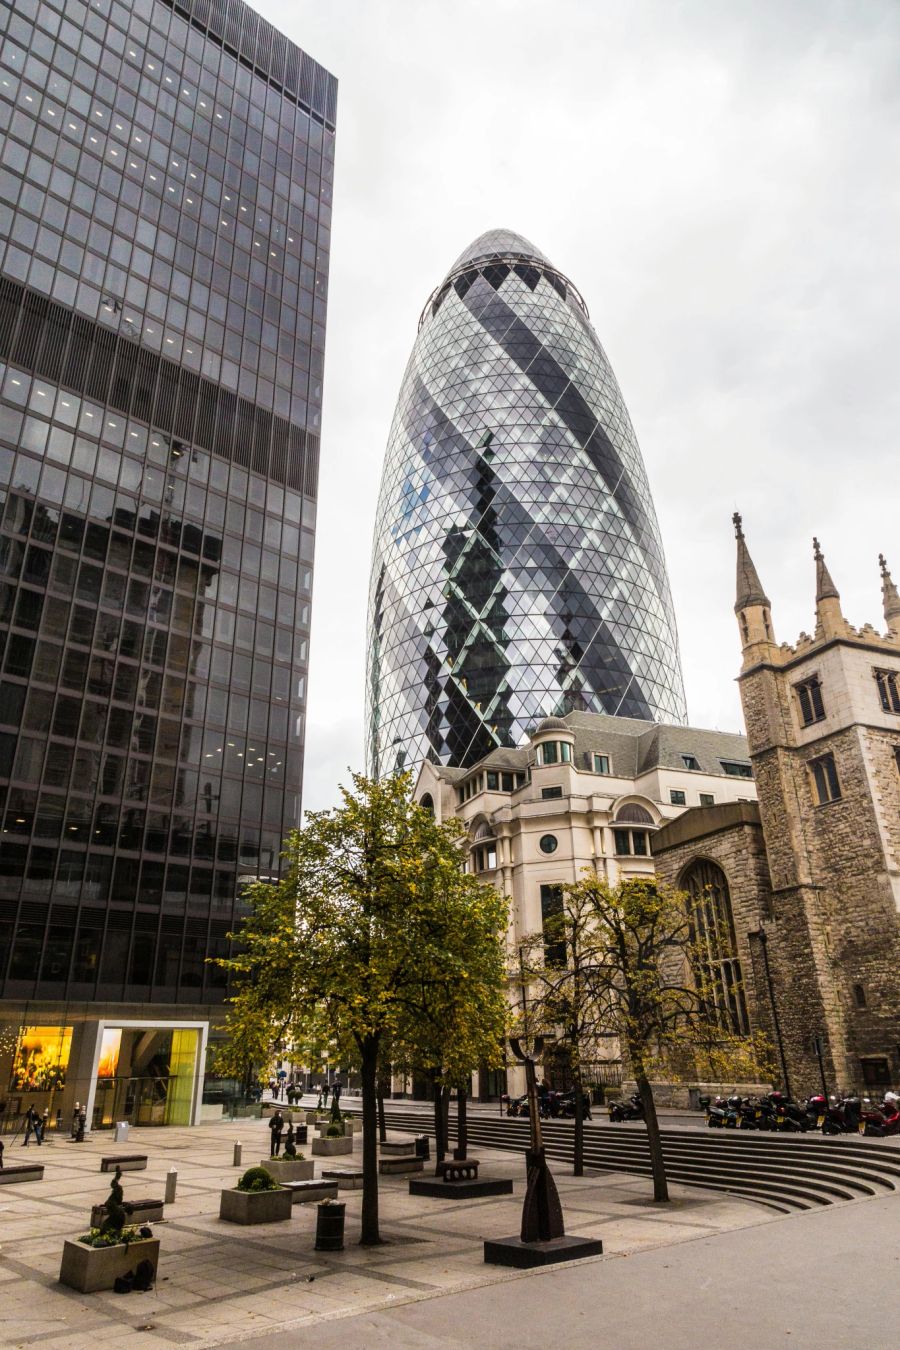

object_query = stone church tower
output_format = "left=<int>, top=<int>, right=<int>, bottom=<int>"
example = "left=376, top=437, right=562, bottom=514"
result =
left=732, top=515, right=900, bottom=1092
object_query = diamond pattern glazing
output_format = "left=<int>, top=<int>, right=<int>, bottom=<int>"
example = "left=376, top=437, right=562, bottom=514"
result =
left=367, top=230, right=687, bottom=773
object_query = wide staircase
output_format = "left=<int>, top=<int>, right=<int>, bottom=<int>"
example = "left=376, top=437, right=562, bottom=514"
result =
left=351, top=1106, right=900, bottom=1214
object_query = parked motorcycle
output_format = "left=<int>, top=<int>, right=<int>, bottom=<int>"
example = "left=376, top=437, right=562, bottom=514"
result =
left=608, top=1093, right=644, bottom=1123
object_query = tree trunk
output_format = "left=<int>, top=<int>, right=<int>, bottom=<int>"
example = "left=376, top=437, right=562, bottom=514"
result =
left=572, top=1064, right=584, bottom=1177
left=455, top=1086, right=468, bottom=1160
left=359, top=1035, right=382, bottom=1244
left=431, top=1070, right=445, bottom=1170
left=636, top=1072, right=668, bottom=1202
left=377, top=1082, right=387, bottom=1144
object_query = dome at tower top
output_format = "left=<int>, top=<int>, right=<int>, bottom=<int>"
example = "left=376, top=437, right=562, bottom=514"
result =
left=448, top=228, right=550, bottom=276
left=535, top=716, right=570, bottom=734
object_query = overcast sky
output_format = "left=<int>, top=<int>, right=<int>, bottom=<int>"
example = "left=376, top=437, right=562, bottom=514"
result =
left=254, top=0, right=900, bottom=814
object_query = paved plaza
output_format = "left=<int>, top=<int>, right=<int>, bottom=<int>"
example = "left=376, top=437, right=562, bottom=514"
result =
left=0, top=1116, right=780, bottom=1348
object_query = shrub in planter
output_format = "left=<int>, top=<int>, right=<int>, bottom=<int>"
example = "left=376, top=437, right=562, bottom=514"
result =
left=326, top=1124, right=343, bottom=1137
left=221, top=1167, right=292, bottom=1224
left=237, top=1166, right=278, bottom=1193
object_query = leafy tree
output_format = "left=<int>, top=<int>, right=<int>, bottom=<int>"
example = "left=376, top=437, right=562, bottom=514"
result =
left=517, top=883, right=610, bottom=1176
left=213, top=771, right=507, bottom=1244
left=522, top=875, right=772, bottom=1201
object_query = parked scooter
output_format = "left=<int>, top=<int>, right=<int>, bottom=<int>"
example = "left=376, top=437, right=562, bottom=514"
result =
left=502, top=1093, right=530, bottom=1118
left=859, top=1094, right=900, bottom=1137
left=608, top=1093, right=644, bottom=1123
left=558, top=1089, right=593, bottom=1121
left=821, top=1094, right=862, bottom=1135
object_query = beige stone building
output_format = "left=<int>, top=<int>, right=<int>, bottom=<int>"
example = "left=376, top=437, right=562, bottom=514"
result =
left=653, top=519, right=900, bottom=1098
left=414, top=710, right=756, bottom=1097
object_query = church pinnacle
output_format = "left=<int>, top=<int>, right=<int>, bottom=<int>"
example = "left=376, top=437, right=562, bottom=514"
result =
left=879, top=554, right=900, bottom=627
left=733, top=512, right=770, bottom=613
left=813, top=537, right=845, bottom=637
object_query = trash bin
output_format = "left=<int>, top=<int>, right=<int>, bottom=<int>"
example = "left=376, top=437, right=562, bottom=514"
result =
left=296, top=1124, right=308, bottom=1145
left=315, top=1201, right=345, bottom=1251
left=114, top=1121, right=129, bottom=1143
left=414, top=1134, right=430, bottom=1161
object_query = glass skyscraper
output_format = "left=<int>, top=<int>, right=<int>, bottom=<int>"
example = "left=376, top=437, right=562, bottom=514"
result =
left=0, top=0, right=334, bottom=1126
left=367, top=229, right=686, bottom=775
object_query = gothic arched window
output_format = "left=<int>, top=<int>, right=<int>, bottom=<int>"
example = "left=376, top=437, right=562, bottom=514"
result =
left=680, top=858, right=749, bottom=1036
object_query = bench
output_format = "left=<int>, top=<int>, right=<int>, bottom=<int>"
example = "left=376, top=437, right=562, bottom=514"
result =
left=282, top=1180, right=339, bottom=1205
left=100, top=1154, right=147, bottom=1172
left=320, top=1169, right=365, bottom=1191
left=380, top=1139, right=416, bottom=1156
left=0, top=1164, right=44, bottom=1185
left=90, top=1198, right=164, bottom=1226
left=436, top=1158, right=479, bottom=1183
left=379, top=1156, right=424, bottom=1176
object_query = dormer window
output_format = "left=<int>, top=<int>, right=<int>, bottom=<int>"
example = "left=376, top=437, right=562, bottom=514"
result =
left=720, top=761, right=753, bottom=779
left=795, top=675, right=825, bottom=726
left=536, top=740, right=571, bottom=766
left=681, top=754, right=699, bottom=771
left=592, top=753, right=610, bottom=774
left=874, top=669, right=900, bottom=714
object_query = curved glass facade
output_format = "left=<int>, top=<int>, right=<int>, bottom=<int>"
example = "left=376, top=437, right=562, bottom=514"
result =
left=367, top=229, right=686, bottom=773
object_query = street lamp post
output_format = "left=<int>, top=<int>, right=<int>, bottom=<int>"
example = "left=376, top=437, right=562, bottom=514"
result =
left=753, top=929, right=791, bottom=1098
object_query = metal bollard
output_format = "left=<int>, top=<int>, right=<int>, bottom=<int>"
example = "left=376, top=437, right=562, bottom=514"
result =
left=233, top=1140, right=242, bottom=1167
left=165, top=1167, right=177, bottom=1204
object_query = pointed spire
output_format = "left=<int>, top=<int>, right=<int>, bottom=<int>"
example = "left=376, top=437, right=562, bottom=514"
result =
left=813, top=537, right=840, bottom=602
left=812, top=537, right=845, bottom=639
left=879, top=554, right=900, bottom=626
left=733, top=512, right=770, bottom=614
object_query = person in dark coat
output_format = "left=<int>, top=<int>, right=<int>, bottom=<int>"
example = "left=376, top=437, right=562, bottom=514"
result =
left=23, top=1105, right=42, bottom=1146
left=268, top=1109, right=285, bottom=1157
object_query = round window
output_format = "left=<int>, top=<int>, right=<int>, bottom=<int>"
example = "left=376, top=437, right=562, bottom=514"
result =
left=539, top=834, right=558, bottom=855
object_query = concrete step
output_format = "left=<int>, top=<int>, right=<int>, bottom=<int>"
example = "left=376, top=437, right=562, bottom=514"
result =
left=356, top=1108, right=899, bottom=1213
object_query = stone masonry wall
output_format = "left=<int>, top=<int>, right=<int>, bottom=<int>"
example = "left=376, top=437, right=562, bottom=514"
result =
left=740, top=659, right=900, bottom=1092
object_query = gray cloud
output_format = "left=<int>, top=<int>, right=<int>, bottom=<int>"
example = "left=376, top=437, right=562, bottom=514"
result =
left=254, top=0, right=900, bottom=812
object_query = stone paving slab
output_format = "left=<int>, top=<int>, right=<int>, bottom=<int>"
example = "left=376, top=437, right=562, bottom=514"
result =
left=0, top=1119, right=776, bottom=1348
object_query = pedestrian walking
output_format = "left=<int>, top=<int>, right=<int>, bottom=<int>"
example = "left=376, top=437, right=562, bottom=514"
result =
left=268, top=1109, right=285, bottom=1157
left=22, top=1105, right=42, bottom=1147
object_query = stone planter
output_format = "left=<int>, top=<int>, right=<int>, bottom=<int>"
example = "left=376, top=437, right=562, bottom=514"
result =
left=304, top=1110, right=320, bottom=1125
left=312, top=1135, right=353, bottom=1157
left=316, top=1119, right=354, bottom=1138
left=219, top=1186, right=292, bottom=1224
left=259, top=1157, right=314, bottom=1182
left=59, top=1237, right=160, bottom=1293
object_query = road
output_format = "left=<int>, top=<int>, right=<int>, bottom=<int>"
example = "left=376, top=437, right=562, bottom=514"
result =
left=216, top=1190, right=900, bottom=1349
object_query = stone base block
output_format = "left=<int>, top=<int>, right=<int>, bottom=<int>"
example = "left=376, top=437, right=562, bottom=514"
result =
left=379, top=1156, right=423, bottom=1175
left=410, top=1177, right=513, bottom=1199
left=320, top=1168, right=364, bottom=1190
left=283, top=1180, right=339, bottom=1205
left=58, top=1237, right=160, bottom=1293
left=0, top=1164, right=44, bottom=1185
left=380, top=1139, right=415, bottom=1156
left=91, top=1199, right=164, bottom=1226
left=484, top=1234, right=604, bottom=1268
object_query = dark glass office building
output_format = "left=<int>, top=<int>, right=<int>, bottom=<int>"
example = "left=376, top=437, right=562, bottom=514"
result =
left=367, top=229, right=686, bottom=776
left=0, top=0, right=335, bottom=1127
